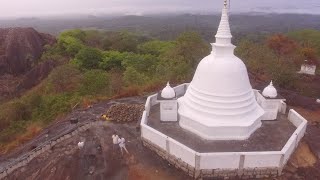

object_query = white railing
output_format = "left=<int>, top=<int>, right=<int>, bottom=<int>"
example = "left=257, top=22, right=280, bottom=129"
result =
left=173, top=83, right=189, bottom=97
left=241, top=151, right=283, bottom=168
left=280, top=100, right=287, bottom=114
left=167, top=137, right=196, bottom=166
left=281, top=109, right=308, bottom=164
left=141, top=124, right=167, bottom=150
left=200, top=152, right=241, bottom=169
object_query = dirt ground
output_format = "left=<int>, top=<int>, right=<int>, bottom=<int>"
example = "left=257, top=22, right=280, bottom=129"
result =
left=1, top=97, right=320, bottom=180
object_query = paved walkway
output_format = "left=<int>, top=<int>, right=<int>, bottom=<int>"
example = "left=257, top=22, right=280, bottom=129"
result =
left=148, top=104, right=296, bottom=153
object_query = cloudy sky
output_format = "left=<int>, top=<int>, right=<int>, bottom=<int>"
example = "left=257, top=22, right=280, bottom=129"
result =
left=0, top=0, right=319, bottom=17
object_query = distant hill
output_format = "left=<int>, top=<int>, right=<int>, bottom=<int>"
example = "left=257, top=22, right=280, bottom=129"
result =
left=0, top=13, right=319, bottom=41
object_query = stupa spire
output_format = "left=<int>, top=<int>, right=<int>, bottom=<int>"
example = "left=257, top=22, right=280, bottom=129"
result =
left=215, top=0, right=232, bottom=45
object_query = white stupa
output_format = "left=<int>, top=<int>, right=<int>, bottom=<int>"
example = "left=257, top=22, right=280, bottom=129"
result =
left=178, top=0, right=265, bottom=140
left=262, top=81, right=278, bottom=98
left=161, top=82, right=176, bottom=99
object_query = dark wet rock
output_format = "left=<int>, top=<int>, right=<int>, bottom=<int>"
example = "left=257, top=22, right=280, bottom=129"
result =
left=16, top=59, right=59, bottom=92
left=0, top=27, right=55, bottom=75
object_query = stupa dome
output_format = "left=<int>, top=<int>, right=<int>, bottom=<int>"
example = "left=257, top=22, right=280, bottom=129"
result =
left=177, top=0, right=264, bottom=140
left=262, top=81, right=277, bottom=98
left=161, top=82, right=175, bottom=99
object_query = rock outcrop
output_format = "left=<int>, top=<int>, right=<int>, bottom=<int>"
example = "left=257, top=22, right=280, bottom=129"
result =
left=17, top=60, right=60, bottom=91
left=0, top=27, right=55, bottom=75
left=0, top=27, right=56, bottom=100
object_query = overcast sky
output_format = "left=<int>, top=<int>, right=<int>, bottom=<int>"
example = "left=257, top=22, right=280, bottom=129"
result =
left=0, top=0, right=320, bottom=18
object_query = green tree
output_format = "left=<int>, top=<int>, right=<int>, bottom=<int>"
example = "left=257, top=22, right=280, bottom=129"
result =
left=156, top=56, right=193, bottom=82
left=80, top=70, right=110, bottom=96
left=59, top=29, right=86, bottom=42
left=84, top=30, right=104, bottom=48
left=57, top=29, right=87, bottom=57
left=102, top=31, right=148, bottom=52
left=123, top=67, right=149, bottom=86
left=75, top=47, right=103, bottom=69
left=99, top=51, right=126, bottom=71
left=5, top=101, right=31, bottom=122
left=174, top=32, right=210, bottom=68
left=58, top=36, right=84, bottom=56
left=138, top=40, right=175, bottom=56
left=288, top=29, right=320, bottom=57
left=121, top=53, right=158, bottom=75
left=47, top=64, right=83, bottom=93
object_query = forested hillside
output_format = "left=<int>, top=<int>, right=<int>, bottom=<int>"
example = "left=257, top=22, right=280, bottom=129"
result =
left=0, top=28, right=319, bottom=154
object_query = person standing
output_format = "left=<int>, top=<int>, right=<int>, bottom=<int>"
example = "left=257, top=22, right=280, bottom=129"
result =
left=118, top=136, right=129, bottom=155
left=112, top=134, right=119, bottom=152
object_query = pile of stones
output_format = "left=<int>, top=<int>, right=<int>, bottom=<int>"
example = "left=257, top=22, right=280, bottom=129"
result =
left=106, top=103, right=144, bottom=123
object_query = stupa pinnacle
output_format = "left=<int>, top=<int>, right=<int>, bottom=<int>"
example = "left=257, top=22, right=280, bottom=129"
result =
left=177, top=0, right=264, bottom=140
left=215, top=0, right=232, bottom=44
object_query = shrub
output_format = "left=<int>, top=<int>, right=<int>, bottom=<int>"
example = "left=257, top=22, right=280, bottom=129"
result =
left=5, top=101, right=31, bottom=122
left=47, top=64, right=83, bottom=93
left=75, top=47, right=103, bottom=69
left=123, top=67, right=149, bottom=86
left=80, top=70, right=110, bottom=96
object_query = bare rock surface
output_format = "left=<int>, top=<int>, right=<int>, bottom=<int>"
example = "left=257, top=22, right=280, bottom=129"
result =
left=0, top=96, right=319, bottom=180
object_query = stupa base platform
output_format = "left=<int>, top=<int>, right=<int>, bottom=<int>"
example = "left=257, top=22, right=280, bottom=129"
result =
left=148, top=104, right=295, bottom=152
left=140, top=85, right=307, bottom=179
left=178, top=113, right=262, bottom=140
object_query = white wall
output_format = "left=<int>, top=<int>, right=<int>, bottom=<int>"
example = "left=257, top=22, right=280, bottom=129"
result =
left=288, top=109, right=305, bottom=127
left=145, top=97, right=151, bottom=116
left=140, top=111, right=148, bottom=124
left=281, top=133, right=297, bottom=165
left=296, top=121, right=307, bottom=145
left=141, top=124, right=167, bottom=150
left=280, top=101, right=287, bottom=114
left=200, top=153, right=240, bottom=169
left=150, top=94, right=158, bottom=106
left=299, top=64, right=316, bottom=75
left=281, top=109, right=307, bottom=165
left=168, top=137, right=196, bottom=166
left=256, top=92, right=265, bottom=105
left=173, top=84, right=187, bottom=97
left=243, top=152, right=282, bottom=168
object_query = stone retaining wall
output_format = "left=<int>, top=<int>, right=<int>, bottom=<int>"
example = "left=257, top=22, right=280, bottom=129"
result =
left=142, top=138, right=280, bottom=179
left=0, top=121, right=106, bottom=180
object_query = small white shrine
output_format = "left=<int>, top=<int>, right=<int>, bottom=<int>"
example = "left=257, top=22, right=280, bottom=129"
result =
left=158, top=82, right=178, bottom=122
left=256, top=81, right=286, bottom=120
left=298, top=60, right=317, bottom=75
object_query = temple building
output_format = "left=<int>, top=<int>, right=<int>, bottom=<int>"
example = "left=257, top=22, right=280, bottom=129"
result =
left=298, top=60, right=317, bottom=75
left=140, top=0, right=308, bottom=179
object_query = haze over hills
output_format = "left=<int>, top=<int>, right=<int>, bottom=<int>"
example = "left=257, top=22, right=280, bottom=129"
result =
left=0, top=13, right=320, bottom=41
left=0, top=0, right=320, bottom=18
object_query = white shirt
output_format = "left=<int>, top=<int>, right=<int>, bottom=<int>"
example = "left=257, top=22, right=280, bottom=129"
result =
left=112, top=135, right=119, bottom=144
left=118, top=138, right=126, bottom=148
